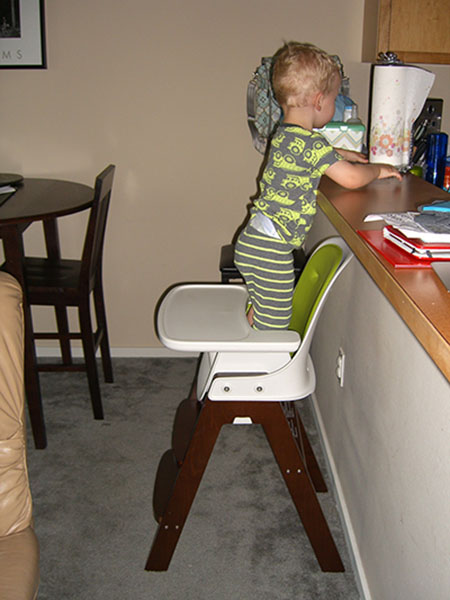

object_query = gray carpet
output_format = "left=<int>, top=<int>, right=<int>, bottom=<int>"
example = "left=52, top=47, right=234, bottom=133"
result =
left=26, top=358, right=361, bottom=599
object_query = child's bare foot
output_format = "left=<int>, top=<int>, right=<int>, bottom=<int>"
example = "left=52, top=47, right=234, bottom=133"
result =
left=246, top=305, right=254, bottom=327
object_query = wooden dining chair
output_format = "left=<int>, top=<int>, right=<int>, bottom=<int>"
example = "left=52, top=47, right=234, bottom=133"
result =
left=23, top=165, right=115, bottom=421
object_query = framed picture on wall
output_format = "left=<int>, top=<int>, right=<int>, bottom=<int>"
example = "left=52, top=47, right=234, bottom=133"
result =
left=0, top=0, right=46, bottom=68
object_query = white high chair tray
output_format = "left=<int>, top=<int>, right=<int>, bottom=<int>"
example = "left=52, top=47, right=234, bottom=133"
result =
left=157, top=284, right=300, bottom=353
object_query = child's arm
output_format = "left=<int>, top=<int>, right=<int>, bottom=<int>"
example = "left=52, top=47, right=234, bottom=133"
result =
left=325, top=159, right=402, bottom=189
left=335, top=148, right=368, bottom=163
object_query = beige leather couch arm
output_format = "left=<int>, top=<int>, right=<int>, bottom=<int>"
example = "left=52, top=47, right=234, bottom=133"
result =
left=0, top=272, right=39, bottom=600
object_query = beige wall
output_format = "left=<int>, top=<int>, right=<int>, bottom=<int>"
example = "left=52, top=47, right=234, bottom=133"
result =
left=1, top=0, right=449, bottom=350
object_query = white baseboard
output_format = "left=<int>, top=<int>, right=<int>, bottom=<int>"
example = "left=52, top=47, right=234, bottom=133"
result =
left=35, top=346, right=199, bottom=358
left=310, top=392, right=371, bottom=600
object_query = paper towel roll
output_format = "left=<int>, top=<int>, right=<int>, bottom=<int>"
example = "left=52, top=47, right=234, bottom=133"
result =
left=369, top=64, right=435, bottom=169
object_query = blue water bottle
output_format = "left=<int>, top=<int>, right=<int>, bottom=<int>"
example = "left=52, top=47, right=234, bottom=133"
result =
left=425, top=132, right=448, bottom=188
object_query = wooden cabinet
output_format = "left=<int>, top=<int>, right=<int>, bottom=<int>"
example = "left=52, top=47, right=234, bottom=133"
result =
left=363, top=0, right=450, bottom=64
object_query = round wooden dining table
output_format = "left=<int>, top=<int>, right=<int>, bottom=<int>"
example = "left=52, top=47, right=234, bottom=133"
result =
left=0, top=178, right=95, bottom=448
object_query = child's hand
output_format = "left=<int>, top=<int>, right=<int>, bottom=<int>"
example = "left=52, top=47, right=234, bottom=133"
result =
left=326, top=159, right=403, bottom=189
left=336, top=148, right=368, bottom=163
left=377, top=164, right=403, bottom=182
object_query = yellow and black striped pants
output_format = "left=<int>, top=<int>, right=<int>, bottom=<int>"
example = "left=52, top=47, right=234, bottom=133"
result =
left=234, top=225, right=296, bottom=330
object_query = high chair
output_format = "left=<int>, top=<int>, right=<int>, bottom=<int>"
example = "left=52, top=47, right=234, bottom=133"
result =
left=146, top=236, right=353, bottom=572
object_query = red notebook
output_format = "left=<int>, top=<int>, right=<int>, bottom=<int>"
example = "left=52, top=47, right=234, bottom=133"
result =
left=357, top=230, right=432, bottom=269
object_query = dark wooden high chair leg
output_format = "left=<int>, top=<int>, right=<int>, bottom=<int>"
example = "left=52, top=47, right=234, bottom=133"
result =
left=147, top=398, right=222, bottom=572
left=282, top=402, right=327, bottom=493
left=146, top=397, right=344, bottom=572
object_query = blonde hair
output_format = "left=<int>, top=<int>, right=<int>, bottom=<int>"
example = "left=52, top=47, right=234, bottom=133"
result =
left=272, top=42, right=340, bottom=108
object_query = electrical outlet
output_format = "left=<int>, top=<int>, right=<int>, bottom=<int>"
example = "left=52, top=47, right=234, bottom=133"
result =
left=335, top=348, right=345, bottom=388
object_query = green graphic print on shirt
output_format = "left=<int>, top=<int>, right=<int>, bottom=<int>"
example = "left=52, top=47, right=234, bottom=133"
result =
left=253, top=124, right=342, bottom=247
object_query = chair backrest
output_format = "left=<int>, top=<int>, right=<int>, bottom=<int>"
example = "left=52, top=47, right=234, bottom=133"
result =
left=207, top=236, right=353, bottom=402
left=80, top=164, right=115, bottom=289
left=290, top=236, right=353, bottom=362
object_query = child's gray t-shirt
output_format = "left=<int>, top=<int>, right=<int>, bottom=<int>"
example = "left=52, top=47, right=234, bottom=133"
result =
left=252, top=123, right=342, bottom=247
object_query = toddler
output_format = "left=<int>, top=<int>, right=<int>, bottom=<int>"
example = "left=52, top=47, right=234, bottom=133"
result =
left=234, top=42, right=402, bottom=329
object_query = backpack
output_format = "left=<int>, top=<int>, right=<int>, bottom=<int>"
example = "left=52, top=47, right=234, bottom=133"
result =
left=247, top=54, right=351, bottom=154
left=247, top=56, right=283, bottom=154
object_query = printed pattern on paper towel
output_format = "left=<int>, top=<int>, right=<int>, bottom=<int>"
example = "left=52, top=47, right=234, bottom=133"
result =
left=370, top=109, right=412, bottom=162
left=369, top=64, right=435, bottom=167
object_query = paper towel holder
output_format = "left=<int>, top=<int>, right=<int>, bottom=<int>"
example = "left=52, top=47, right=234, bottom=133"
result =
left=377, top=51, right=403, bottom=65
left=369, top=54, right=436, bottom=172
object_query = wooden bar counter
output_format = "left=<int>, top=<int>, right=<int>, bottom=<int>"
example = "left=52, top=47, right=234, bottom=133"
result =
left=318, top=173, right=450, bottom=383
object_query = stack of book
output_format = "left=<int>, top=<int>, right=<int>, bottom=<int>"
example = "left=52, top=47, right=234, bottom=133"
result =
left=358, top=210, right=450, bottom=268
left=383, top=225, right=450, bottom=261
